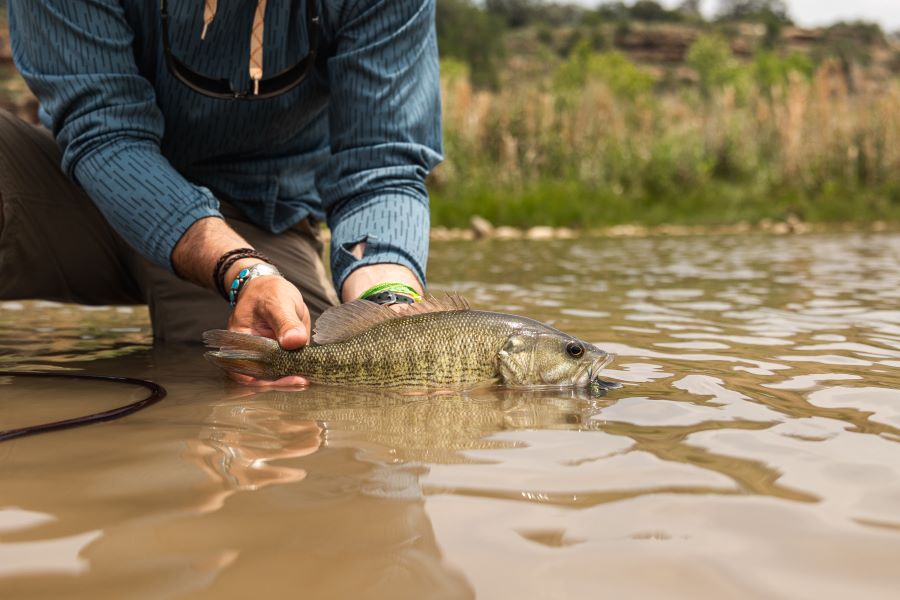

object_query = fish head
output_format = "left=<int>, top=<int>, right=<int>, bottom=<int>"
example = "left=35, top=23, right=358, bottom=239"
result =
left=497, top=331, right=613, bottom=389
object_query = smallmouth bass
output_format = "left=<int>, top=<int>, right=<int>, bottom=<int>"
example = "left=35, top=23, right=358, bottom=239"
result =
left=204, top=295, right=614, bottom=391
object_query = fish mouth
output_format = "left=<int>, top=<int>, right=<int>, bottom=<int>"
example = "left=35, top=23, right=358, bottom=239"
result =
left=583, top=352, right=615, bottom=386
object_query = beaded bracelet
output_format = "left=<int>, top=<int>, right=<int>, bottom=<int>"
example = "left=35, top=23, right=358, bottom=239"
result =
left=228, top=263, right=282, bottom=307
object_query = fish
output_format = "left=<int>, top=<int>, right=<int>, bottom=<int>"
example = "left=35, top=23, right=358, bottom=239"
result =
left=203, top=295, right=614, bottom=392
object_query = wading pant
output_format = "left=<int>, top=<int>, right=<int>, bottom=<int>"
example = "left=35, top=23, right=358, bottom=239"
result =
left=0, top=110, right=339, bottom=344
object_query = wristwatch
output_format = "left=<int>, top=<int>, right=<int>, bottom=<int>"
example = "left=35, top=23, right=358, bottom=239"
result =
left=359, top=282, right=422, bottom=306
left=364, top=290, right=418, bottom=305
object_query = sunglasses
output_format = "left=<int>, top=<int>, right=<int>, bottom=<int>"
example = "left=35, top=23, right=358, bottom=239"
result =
left=160, top=0, right=320, bottom=100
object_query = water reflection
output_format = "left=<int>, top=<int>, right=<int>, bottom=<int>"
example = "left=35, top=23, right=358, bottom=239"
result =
left=226, top=386, right=612, bottom=463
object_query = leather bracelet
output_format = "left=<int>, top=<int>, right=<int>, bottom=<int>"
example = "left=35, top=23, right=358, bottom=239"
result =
left=212, top=247, right=254, bottom=293
left=214, top=249, right=274, bottom=300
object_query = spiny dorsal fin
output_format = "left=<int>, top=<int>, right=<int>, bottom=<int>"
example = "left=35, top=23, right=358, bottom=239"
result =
left=313, top=293, right=471, bottom=345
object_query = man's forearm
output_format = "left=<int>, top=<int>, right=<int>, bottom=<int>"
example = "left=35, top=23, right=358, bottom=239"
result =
left=174, top=217, right=423, bottom=306
left=171, top=216, right=258, bottom=292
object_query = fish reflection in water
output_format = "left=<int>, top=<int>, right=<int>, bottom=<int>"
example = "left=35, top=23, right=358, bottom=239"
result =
left=182, top=385, right=616, bottom=600
left=204, top=385, right=615, bottom=468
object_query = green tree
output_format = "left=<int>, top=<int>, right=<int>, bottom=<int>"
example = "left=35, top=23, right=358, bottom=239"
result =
left=485, top=0, right=542, bottom=28
left=716, top=0, right=791, bottom=22
left=592, top=2, right=629, bottom=22
left=436, top=0, right=506, bottom=89
left=677, top=0, right=702, bottom=19
left=686, top=34, right=738, bottom=97
left=752, top=50, right=814, bottom=91
left=629, top=1, right=682, bottom=22
left=817, top=22, right=884, bottom=90
left=554, top=40, right=654, bottom=100
left=717, top=0, right=792, bottom=47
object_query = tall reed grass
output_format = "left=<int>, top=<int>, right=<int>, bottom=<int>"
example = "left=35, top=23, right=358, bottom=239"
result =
left=429, top=58, right=900, bottom=228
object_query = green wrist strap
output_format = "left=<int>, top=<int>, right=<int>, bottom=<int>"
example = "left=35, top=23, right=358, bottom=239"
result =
left=359, top=282, right=423, bottom=302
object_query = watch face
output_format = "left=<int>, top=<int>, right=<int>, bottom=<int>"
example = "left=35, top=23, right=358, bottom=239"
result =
left=367, top=291, right=416, bottom=306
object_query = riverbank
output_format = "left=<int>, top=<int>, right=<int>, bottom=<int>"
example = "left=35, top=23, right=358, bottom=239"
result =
left=317, top=215, right=898, bottom=244
left=432, top=216, right=898, bottom=240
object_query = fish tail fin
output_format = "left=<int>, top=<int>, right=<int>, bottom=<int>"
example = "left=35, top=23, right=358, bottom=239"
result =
left=203, top=330, right=282, bottom=380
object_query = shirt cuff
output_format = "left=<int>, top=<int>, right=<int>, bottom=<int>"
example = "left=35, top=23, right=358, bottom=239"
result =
left=74, top=141, right=223, bottom=273
left=329, top=192, right=430, bottom=297
left=161, top=199, right=225, bottom=273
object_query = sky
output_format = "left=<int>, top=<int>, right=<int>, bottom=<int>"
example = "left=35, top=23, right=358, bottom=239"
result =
left=569, top=1, right=900, bottom=32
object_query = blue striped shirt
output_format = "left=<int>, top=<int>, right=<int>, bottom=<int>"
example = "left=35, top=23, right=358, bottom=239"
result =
left=8, top=0, right=442, bottom=293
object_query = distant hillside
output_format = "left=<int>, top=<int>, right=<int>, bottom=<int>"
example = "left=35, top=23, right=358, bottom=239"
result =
left=438, top=1, right=900, bottom=93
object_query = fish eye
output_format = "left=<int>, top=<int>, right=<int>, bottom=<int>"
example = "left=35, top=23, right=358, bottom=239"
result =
left=566, top=341, right=584, bottom=358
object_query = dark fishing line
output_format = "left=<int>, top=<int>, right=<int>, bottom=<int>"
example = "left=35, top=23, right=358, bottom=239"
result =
left=0, top=372, right=166, bottom=443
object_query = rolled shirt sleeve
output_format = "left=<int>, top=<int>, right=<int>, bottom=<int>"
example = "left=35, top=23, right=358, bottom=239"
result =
left=9, top=0, right=222, bottom=272
left=318, top=0, right=443, bottom=295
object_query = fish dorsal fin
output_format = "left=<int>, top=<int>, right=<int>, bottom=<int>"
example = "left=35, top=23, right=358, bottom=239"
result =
left=313, top=293, right=471, bottom=345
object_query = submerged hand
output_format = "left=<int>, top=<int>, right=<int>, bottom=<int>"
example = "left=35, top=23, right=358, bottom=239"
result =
left=227, top=273, right=311, bottom=387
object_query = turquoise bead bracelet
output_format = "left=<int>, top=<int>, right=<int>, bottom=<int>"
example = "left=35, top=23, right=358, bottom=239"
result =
left=228, top=263, right=282, bottom=308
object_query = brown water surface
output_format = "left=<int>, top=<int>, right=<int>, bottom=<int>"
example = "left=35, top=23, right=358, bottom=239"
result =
left=1, top=233, right=900, bottom=599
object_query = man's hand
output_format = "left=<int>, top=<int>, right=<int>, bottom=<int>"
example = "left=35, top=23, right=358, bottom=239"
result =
left=226, top=272, right=311, bottom=387
left=172, top=216, right=311, bottom=387
left=226, top=267, right=310, bottom=349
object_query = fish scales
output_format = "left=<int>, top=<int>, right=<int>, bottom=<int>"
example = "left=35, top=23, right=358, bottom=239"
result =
left=275, top=311, right=513, bottom=387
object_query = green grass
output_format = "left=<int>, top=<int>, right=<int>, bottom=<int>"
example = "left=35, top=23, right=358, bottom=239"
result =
left=429, top=178, right=900, bottom=229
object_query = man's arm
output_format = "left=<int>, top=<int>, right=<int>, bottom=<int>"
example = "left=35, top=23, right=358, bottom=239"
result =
left=319, top=0, right=443, bottom=301
left=10, top=0, right=311, bottom=365
left=9, top=0, right=219, bottom=272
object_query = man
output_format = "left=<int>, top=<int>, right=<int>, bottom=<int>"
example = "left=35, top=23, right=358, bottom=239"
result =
left=0, top=0, right=441, bottom=384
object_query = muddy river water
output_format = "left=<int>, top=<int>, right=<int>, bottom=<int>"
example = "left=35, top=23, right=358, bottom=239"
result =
left=1, top=232, right=899, bottom=599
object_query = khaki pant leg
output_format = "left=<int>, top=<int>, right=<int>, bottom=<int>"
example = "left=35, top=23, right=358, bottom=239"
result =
left=131, top=205, right=340, bottom=345
left=0, top=110, right=141, bottom=305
